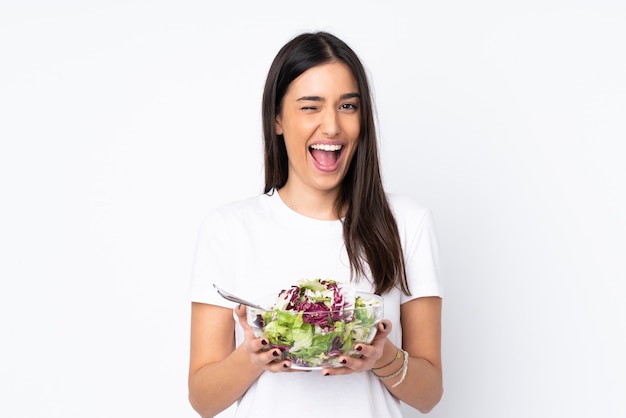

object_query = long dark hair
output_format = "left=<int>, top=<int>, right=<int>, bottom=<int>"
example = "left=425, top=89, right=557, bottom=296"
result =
left=262, top=32, right=409, bottom=296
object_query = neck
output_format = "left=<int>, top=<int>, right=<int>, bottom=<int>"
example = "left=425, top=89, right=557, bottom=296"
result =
left=277, top=184, right=341, bottom=220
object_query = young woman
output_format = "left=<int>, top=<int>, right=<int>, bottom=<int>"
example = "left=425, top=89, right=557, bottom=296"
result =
left=188, top=31, right=443, bottom=418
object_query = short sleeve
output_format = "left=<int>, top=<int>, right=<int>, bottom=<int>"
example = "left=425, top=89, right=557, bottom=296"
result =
left=189, top=210, right=234, bottom=308
left=388, top=194, right=443, bottom=303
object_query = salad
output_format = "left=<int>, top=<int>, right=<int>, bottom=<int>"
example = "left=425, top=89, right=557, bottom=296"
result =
left=249, top=278, right=383, bottom=368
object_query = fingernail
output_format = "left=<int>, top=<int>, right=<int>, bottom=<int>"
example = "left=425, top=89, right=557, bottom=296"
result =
left=261, top=339, right=268, bottom=346
left=323, top=371, right=330, bottom=376
left=283, top=363, right=289, bottom=369
left=272, top=350, right=280, bottom=357
left=356, top=345, right=363, bottom=351
left=340, top=359, right=347, bottom=364
left=382, top=321, right=387, bottom=330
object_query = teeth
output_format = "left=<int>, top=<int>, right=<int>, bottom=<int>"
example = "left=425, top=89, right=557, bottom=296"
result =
left=310, top=144, right=342, bottom=151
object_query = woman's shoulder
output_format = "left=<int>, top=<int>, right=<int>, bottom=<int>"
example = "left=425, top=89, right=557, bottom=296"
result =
left=385, top=193, right=437, bottom=237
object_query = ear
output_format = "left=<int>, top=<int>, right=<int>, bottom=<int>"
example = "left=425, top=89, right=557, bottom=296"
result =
left=275, top=115, right=283, bottom=135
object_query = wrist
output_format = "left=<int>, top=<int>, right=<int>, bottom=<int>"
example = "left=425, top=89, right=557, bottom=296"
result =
left=371, top=340, right=400, bottom=372
left=371, top=348, right=409, bottom=388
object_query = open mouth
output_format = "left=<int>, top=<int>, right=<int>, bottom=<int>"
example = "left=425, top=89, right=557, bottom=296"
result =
left=309, top=144, right=343, bottom=168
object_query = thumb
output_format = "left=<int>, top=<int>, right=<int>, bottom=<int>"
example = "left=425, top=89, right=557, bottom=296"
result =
left=375, top=319, right=392, bottom=340
left=234, top=304, right=247, bottom=320
left=235, top=304, right=255, bottom=333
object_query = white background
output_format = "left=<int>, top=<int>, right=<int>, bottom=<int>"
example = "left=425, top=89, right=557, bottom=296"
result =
left=1, top=1, right=624, bottom=417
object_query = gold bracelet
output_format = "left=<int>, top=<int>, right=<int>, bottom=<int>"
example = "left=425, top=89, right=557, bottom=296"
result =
left=372, top=349, right=408, bottom=380
left=370, top=347, right=401, bottom=371
left=391, top=351, right=409, bottom=388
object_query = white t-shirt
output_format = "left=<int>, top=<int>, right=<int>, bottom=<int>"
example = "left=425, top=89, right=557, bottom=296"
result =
left=190, top=191, right=442, bottom=418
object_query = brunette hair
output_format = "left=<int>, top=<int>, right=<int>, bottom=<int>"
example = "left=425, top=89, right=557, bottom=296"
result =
left=261, top=32, right=409, bottom=296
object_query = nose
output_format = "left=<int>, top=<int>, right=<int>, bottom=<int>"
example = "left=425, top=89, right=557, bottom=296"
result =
left=320, top=108, right=340, bottom=137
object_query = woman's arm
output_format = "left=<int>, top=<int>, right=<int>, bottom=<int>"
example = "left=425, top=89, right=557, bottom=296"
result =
left=322, top=296, right=442, bottom=412
left=188, top=303, right=298, bottom=417
left=188, top=302, right=263, bottom=418
left=380, top=296, right=443, bottom=413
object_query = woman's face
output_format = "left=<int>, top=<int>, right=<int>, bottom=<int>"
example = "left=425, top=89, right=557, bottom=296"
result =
left=276, top=61, right=360, bottom=198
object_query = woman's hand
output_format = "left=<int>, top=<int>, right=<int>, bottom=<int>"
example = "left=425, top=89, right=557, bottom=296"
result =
left=320, top=319, right=393, bottom=376
left=234, top=304, right=298, bottom=372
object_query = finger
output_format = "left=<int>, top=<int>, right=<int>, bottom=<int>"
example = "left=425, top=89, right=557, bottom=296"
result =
left=247, top=344, right=280, bottom=365
left=256, top=350, right=295, bottom=373
left=372, top=320, right=392, bottom=343
left=266, top=360, right=294, bottom=373
left=252, top=336, right=271, bottom=352
left=321, top=362, right=354, bottom=376
left=263, top=347, right=284, bottom=363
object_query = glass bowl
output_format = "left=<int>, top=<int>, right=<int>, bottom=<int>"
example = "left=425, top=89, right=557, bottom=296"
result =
left=246, top=292, right=384, bottom=369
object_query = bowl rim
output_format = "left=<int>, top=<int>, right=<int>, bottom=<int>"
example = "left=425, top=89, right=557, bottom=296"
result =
left=247, top=291, right=383, bottom=315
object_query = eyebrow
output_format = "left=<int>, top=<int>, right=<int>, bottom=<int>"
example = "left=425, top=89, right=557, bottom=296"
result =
left=296, top=92, right=361, bottom=101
